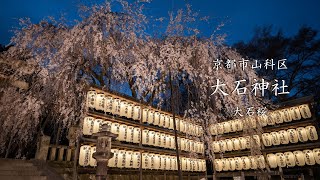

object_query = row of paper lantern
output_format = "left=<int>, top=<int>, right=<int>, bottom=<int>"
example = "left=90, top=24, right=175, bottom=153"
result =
left=214, top=148, right=320, bottom=172
left=87, top=90, right=203, bottom=136
left=83, top=117, right=204, bottom=153
left=211, top=125, right=318, bottom=153
left=209, top=104, right=312, bottom=135
left=79, top=146, right=206, bottom=172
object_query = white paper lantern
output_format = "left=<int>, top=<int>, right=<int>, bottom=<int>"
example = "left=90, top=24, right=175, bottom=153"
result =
left=142, top=129, right=149, bottom=145
left=173, top=157, right=178, bottom=171
left=216, top=123, right=224, bottom=134
left=94, top=93, right=106, bottom=111
left=165, top=115, right=170, bottom=128
left=148, top=131, right=155, bottom=146
left=119, top=101, right=128, bottom=117
left=179, top=120, right=185, bottom=132
left=165, top=134, right=171, bottom=148
left=267, top=154, right=278, bottom=168
left=161, top=133, right=166, bottom=148
left=169, top=117, right=174, bottom=130
left=111, top=98, right=121, bottom=115
left=155, top=132, right=161, bottom=147
left=299, top=104, right=312, bottom=119
left=154, top=112, right=160, bottom=126
left=118, top=124, right=128, bottom=141
left=293, top=151, right=306, bottom=166
left=181, top=157, right=187, bottom=171
left=118, top=150, right=126, bottom=168
left=222, top=158, right=230, bottom=171
left=235, top=119, right=243, bottom=131
left=241, top=156, right=251, bottom=170
left=133, top=127, right=141, bottom=144
left=132, top=151, right=141, bottom=169
left=126, top=126, right=134, bottom=142
left=201, top=159, right=206, bottom=172
left=79, top=145, right=91, bottom=166
left=223, top=121, right=231, bottom=133
left=273, top=111, right=284, bottom=124
left=219, top=140, right=227, bottom=152
left=185, top=139, right=190, bottom=152
left=142, top=108, right=149, bottom=123
left=262, top=133, right=272, bottom=147
left=166, top=156, right=174, bottom=170
left=160, top=113, right=166, bottom=128
left=303, top=149, right=316, bottom=165
left=210, top=125, right=217, bottom=135
left=284, top=152, right=295, bottom=167
left=305, top=125, right=318, bottom=141
left=175, top=118, right=180, bottom=131
left=111, top=123, right=120, bottom=139
left=199, top=143, right=204, bottom=154
left=132, top=106, right=141, bottom=120
left=229, top=120, right=236, bottom=132
left=104, top=96, right=113, bottom=113
left=282, top=108, right=293, bottom=122
left=189, top=140, right=195, bottom=152
left=312, top=149, right=320, bottom=165
left=257, top=155, right=266, bottom=169
left=228, top=158, right=236, bottom=171
left=170, top=136, right=176, bottom=149
left=212, top=141, right=220, bottom=153
left=184, top=121, right=190, bottom=133
left=278, top=130, right=290, bottom=144
left=147, top=110, right=155, bottom=124
left=245, top=136, right=251, bottom=149
left=239, top=137, right=247, bottom=150
left=249, top=156, right=258, bottom=170
left=83, top=117, right=95, bottom=135
left=149, top=154, right=156, bottom=170
left=267, top=113, right=276, bottom=125
left=125, top=151, right=133, bottom=168
left=126, top=103, right=134, bottom=119
left=252, top=135, right=261, bottom=147
left=225, top=139, right=234, bottom=151
left=270, top=132, right=280, bottom=146
left=93, top=119, right=104, bottom=134
left=297, top=127, right=309, bottom=142
left=214, top=159, right=223, bottom=172
left=234, top=157, right=243, bottom=170
left=232, top=138, right=240, bottom=151
left=86, top=90, right=96, bottom=109
left=291, top=106, right=302, bottom=120
left=154, top=154, right=161, bottom=170
left=278, top=110, right=286, bottom=124
left=180, top=138, right=186, bottom=151
left=108, top=149, right=118, bottom=167
left=275, top=153, right=286, bottom=167
left=258, top=115, right=268, bottom=127
left=142, top=153, right=150, bottom=169
left=287, top=129, right=299, bottom=143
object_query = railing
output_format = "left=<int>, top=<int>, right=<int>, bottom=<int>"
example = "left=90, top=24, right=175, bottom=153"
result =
left=47, top=145, right=75, bottom=162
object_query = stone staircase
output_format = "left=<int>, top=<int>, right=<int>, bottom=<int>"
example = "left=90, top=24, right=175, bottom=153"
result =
left=0, top=159, right=64, bottom=180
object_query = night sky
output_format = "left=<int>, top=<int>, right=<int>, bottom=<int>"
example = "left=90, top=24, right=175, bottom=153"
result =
left=0, top=0, right=319, bottom=45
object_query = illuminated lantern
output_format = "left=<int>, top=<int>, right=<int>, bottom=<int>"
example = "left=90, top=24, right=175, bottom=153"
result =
left=217, top=123, right=224, bottom=134
left=94, top=93, right=106, bottom=111
left=313, top=149, right=320, bottom=164
left=118, top=124, right=128, bottom=141
left=165, top=134, right=171, bottom=149
left=155, top=132, right=161, bottom=147
left=290, top=106, right=301, bottom=120
left=252, top=135, right=261, bottom=147
left=273, top=111, right=284, bottom=124
left=284, top=152, right=295, bottom=167
left=258, top=115, right=268, bottom=127
left=149, top=153, right=156, bottom=170
left=299, top=104, right=312, bottom=119
left=133, top=127, right=141, bottom=144
left=219, top=140, right=227, bottom=152
left=111, top=123, right=120, bottom=140
left=160, top=114, right=166, bottom=128
left=175, top=118, right=180, bottom=131
left=212, top=141, right=220, bottom=153
left=83, top=117, right=95, bottom=135
left=126, top=126, right=134, bottom=142
left=270, top=132, right=280, bottom=146
left=232, top=138, right=240, bottom=151
left=180, top=138, right=186, bottom=151
left=142, top=153, right=150, bottom=169
left=92, top=119, right=104, bottom=134
left=185, top=139, right=190, bottom=152
left=262, top=133, right=272, bottom=147
left=303, top=149, right=316, bottom=165
left=214, top=159, right=223, bottom=172
left=154, top=112, right=160, bottom=126
left=148, top=131, right=155, bottom=146
left=119, top=101, right=128, bottom=117
left=266, top=154, right=278, bottom=168
left=267, top=113, right=276, bottom=125
left=234, top=157, right=243, bottom=170
left=245, top=136, right=251, bottom=149
left=170, top=135, right=176, bottom=149
left=236, top=119, right=243, bottom=131
left=181, top=157, right=187, bottom=171
left=147, top=110, right=155, bottom=124
left=159, top=155, right=166, bottom=170
left=249, top=156, right=258, bottom=170
left=248, top=117, right=257, bottom=128
left=201, top=159, right=206, bottom=172
left=169, top=117, right=174, bottom=130
left=257, top=155, right=266, bottom=169
left=108, top=149, right=118, bottom=167
left=225, top=139, right=234, bottom=151
left=297, top=127, right=309, bottom=142
left=199, top=143, right=204, bottom=154
left=210, top=125, right=217, bottom=135
left=278, top=130, right=289, bottom=144
left=132, top=105, right=141, bottom=120
left=287, top=129, right=299, bottom=143
left=125, top=151, right=133, bottom=168
left=161, top=133, right=166, bottom=148
left=104, top=96, right=113, bottom=113
left=126, top=103, right=134, bottom=119
left=189, top=140, right=195, bottom=152
left=223, top=121, right=231, bottom=133
left=132, top=151, right=140, bottom=169
left=228, top=158, right=236, bottom=171
left=239, top=137, right=247, bottom=150
left=142, top=129, right=149, bottom=145
left=223, top=158, right=230, bottom=171
left=111, top=98, right=121, bottom=115
left=293, top=151, right=306, bottom=166
left=275, top=153, right=286, bottom=167
left=305, top=126, right=318, bottom=141
left=79, top=145, right=91, bottom=166
left=142, top=108, right=149, bottom=123
left=278, top=110, right=286, bottom=124
left=229, top=120, right=235, bottom=132
left=118, top=150, right=126, bottom=168
left=165, top=115, right=170, bottom=128
left=282, top=108, right=292, bottom=122
left=241, top=156, right=251, bottom=170
left=86, top=90, right=96, bottom=109
left=154, top=154, right=161, bottom=170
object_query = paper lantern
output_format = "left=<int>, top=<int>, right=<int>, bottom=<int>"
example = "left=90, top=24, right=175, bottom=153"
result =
left=305, top=126, right=318, bottom=141
left=239, top=137, right=247, bottom=149
left=147, top=110, right=155, bottom=124
left=79, top=145, right=91, bottom=166
left=201, top=159, right=206, bottom=172
left=118, top=150, right=126, bottom=168
left=179, top=120, right=185, bottom=132
left=169, top=117, right=174, bottom=130
left=189, top=140, right=195, bottom=152
left=125, top=151, right=133, bottom=168
left=212, top=141, right=220, bottom=153
left=180, top=138, right=186, bottom=151
left=223, top=121, right=231, bottom=133
left=228, top=158, right=236, bottom=171
left=181, top=157, right=187, bottom=171
left=154, top=154, right=161, bottom=170
left=94, top=93, right=106, bottom=111
left=142, top=129, right=149, bottom=145
left=270, top=132, right=280, bottom=146
left=282, top=108, right=293, bottom=122
left=293, top=151, right=305, bottom=166
left=267, top=154, right=278, bottom=168
left=93, top=119, right=104, bottom=134
left=275, top=153, right=286, bottom=167
left=149, top=154, right=156, bottom=169
left=279, top=130, right=289, bottom=144
left=257, top=155, right=266, bottom=169
left=161, top=133, right=166, bottom=148
left=291, top=106, right=302, bottom=120
left=142, top=108, right=149, bottom=123
left=111, top=123, right=120, bottom=139
left=217, top=123, right=224, bottom=134
left=267, top=113, right=276, bottom=125
left=273, top=111, right=284, bottom=124
left=160, top=113, right=166, bottom=128
left=166, top=156, right=173, bottom=170
left=199, top=143, right=204, bottom=154
left=155, top=132, right=161, bottom=147
left=297, top=127, right=309, bottom=142
left=234, top=157, right=243, bottom=170
left=313, top=149, right=320, bottom=165
left=184, top=121, right=190, bottom=133
left=142, top=153, right=150, bottom=169
left=210, top=125, right=217, bottom=135
left=118, top=124, right=128, bottom=141
left=133, top=127, right=141, bottom=144
left=170, top=136, right=176, bottom=149
left=108, top=149, right=118, bottom=167
left=126, top=126, right=134, bottom=142
left=132, top=106, right=141, bottom=120
left=214, top=159, right=223, bottom=172
left=86, top=90, right=96, bottom=109
left=278, top=111, right=286, bottom=124
left=219, top=140, right=227, bottom=152
left=229, top=120, right=236, bottom=132
left=244, top=136, right=251, bottom=149
left=165, top=115, right=170, bottom=128
left=185, top=139, right=190, bottom=152
left=119, top=101, right=128, bottom=117
left=299, top=104, right=312, bottom=119
left=83, top=117, right=95, bottom=135
left=241, top=156, right=251, bottom=170
left=284, top=152, right=295, bottom=167
left=104, top=96, right=113, bottom=113
left=148, top=131, right=155, bottom=146
left=235, top=119, right=243, bottom=131
left=226, top=139, right=234, bottom=151
left=173, top=157, right=178, bottom=171
left=159, top=155, right=167, bottom=170
left=165, top=134, right=171, bottom=148
left=287, top=129, right=299, bottom=143
left=262, top=133, right=272, bottom=147
left=258, top=115, right=268, bottom=127
left=126, top=103, right=134, bottom=119
left=175, top=118, right=180, bottom=131
left=222, top=158, right=230, bottom=171
left=132, top=151, right=140, bottom=169
left=232, top=138, right=240, bottom=151
left=111, top=98, right=121, bottom=115
left=252, top=135, right=261, bottom=147
left=249, top=156, right=258, bottom=170
left=154, top=112, right=160, bottom=126
left=303, top=149, right=316, bottom=165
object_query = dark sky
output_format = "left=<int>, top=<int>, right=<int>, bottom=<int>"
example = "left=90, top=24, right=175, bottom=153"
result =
left=0, top=0, right=319, bottom=45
